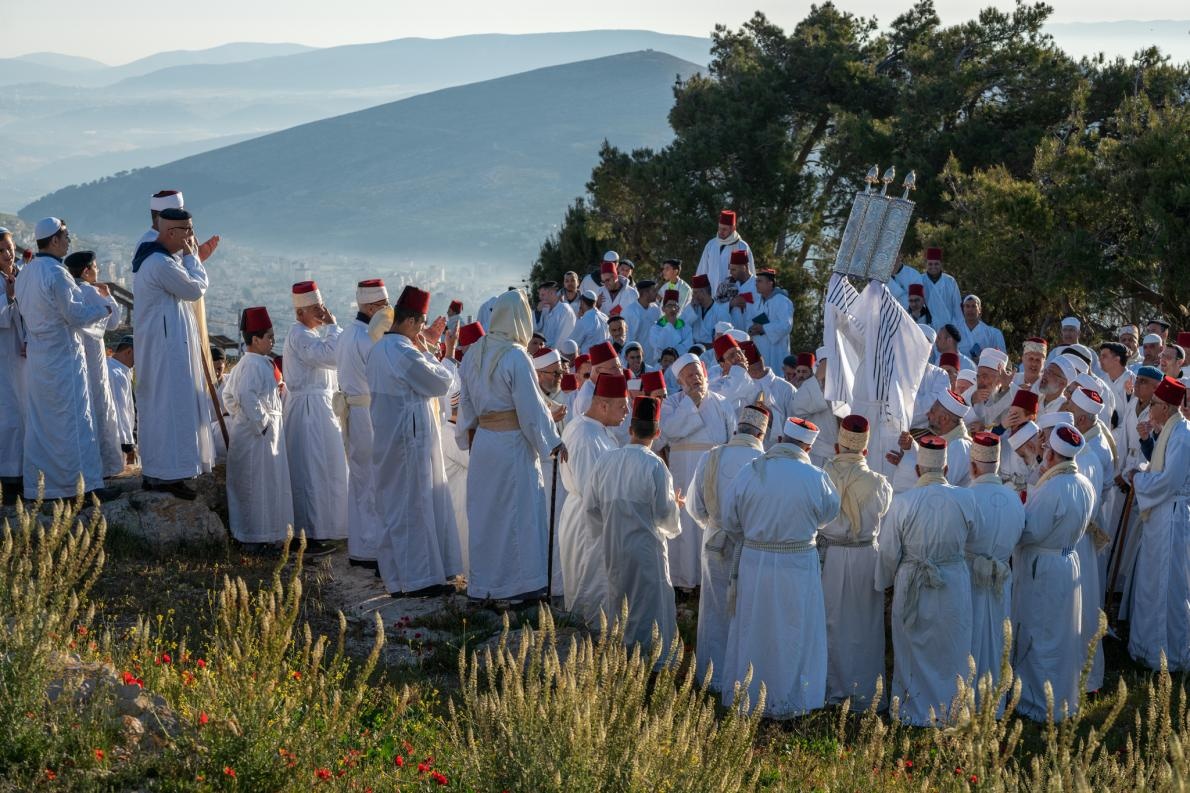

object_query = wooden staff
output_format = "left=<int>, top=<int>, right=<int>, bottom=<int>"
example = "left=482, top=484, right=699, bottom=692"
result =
left=547, top=446, right=560, bottom=600
left=193, top=296, right=229, bottom=448
left=1104, top=484, right=1136, bottom=620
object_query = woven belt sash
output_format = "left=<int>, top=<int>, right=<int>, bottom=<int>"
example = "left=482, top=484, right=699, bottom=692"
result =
left=478, top=409, right=520, bottom=431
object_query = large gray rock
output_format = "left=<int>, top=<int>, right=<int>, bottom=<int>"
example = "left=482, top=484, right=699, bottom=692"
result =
left=101, top=489, right=226, bottom=551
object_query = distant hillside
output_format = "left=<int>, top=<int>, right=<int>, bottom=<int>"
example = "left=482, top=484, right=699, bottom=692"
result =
left=21, top=51, right=701, bottom=265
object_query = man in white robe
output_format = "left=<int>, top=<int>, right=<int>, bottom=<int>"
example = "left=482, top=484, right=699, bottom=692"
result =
left=535, top=281, right=576, bottom=347
left=283, top=281, right=348, bottom=548
left=1128, top=376, right=1190, bottom=672
left=965, top=432, right=1025, bottom=711
left=369, top=286, right=462, bottom=597
left=877, top=435, right=976, bottom=726
left=657, top=259, right=692, bottom=313
left=743, top=269, right=793, bottom=367
left=820, top=414, right=893, bottom=710
left=959, top=295, right=1006, bottom=359
left=680, top=275, right=729, bottom=349
left=1, top=227, right=27, bottom=503
left=533, top=346, right=569, bottom=595
left=1012, top=423, right=1096, bottom=722
left=223, top=307, right=294, bottom=547
left=619, top=280, right=659, bottom=346
left=17, top=218, right=113, bottom=501
left=646, top=290, right=692, bottom=368
left=1113, top=366, right=1161, bottom=617
left=456, top=290, right=563, bottom=601
left=721, top=416, right=840, bottom=718
left=132, top=208, right=217, bottom=499
left=569, top=341, right=622, bottom=421
left=686, top=403, right=769, bottom=689
left=887, top=259, right=922, bottom=310
left=920, top=247, right=963, bottom=332
left=739, top=341, right=797, bottom=449
left=661, top=353, right=736, bottom=591
left=134, top=189, right=185, bottom=250
left=107, top=337, right=136, bottom=467
left=558, top=372, right=627, bottom=624
left=889, top=389, right=973, bottom=492
left=596, top=260, right=638, bottom=316
left=695, top=209, right=753, bottom=290
left=335, top=278, right=392, bottom=568
left=567, top=291, right=610, bottom=353
left=789, top=353, right=841, bottom=467
left=589, top=395, right=682, bottom=656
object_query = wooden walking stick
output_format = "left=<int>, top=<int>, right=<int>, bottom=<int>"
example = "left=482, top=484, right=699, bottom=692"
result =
left=193, top=296, right=229, bottom=448
left=547, top=446, right=560, bottom=601
left=1104, top=484, right=1137, bottom=625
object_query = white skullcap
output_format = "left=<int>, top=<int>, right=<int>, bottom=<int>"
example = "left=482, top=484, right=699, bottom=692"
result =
left=355, top=280, right=388, bottom=304
left=936, top=388, right=971, bottom=418
left=956, top=368, right=977, bottom=384
left=1061, top=351, right=1089, bottom=376
left=978, top=348, right=1009, bottom=370
left=783, top=417, right=820, bottom=446
left=1047, top=356, right=1075, bottom=383
left=714, top=321, right=733, bottom=337
left=1073, top=372, right=1100, bottom=391
left=1037, top=411, right=1075, bottom=430
left=1143, top=333, right=1163, bottom=346
left=1008, top=421, right=1039, bottom=451
left=1118, top=324, right=1139, bottom=339
left=1069, top=387, right=1105, bottom=417
left=1061, top=316, right=1081, bottom=330
left=558, top=339, right=579, bottom=356
left=726, top=328, right=749, bottom=342
left=602, top=250, right=619, bottom=262
left=963, top=293, right=981, bottom=305
left=149, top=191, right=184, bottom=211
left=920, top=325, right=938, bottom=344
left=815, top=346, right=828, bottom=361
left=627, top=378, right=642, bottom=391
left=33, top=217, right=63, bottom=240
left=581, top=289, right=598, bottom=302
left=1048, top=423, right=1084, bottom=458
left=623, top=341, right=642, bottom=354
left=916, top=437, right=948, bottom=468
left=531, top=349, right=561, bottom=370
left=291, top=287, right=323, bottom=309
left=668, top=352, right=703, bottom=383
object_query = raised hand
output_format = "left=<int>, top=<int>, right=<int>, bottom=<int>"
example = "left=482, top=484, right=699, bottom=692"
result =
left=197, top=235, right=220, bottom=262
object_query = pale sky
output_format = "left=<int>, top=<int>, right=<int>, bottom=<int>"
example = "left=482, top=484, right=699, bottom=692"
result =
left=7, top=0, right=1186, bottom=64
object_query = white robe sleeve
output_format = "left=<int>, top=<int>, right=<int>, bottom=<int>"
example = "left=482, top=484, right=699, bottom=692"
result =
left=293, top=325, right=342, bottom=369
left=398, top=347, right=455, bottom=398
left=51, top=270, right=109, bottom=329
left=149, top=253, right=208, bottom=302
left=876, top=497, right=904, bottom=590
left=1133, top=423, right=1190, bottom=514
left=224, top=360, right=271, bottom=433
left=662, top=393, right=706, bottom=442
left=686, top=449, right=712, bottom=527
left=509, top=352, right=562, bottom=460
left=653, top=455, right=682, bottom=540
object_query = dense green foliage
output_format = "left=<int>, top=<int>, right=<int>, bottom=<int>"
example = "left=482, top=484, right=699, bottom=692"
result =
left=532, top=1, right=1190, bottom=350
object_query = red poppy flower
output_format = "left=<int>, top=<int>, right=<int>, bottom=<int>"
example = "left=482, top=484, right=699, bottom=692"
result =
left=394, top=755, right=404, bottom=768
left=431, top=771, right=448, bottom=785
left=224, top=766, right=236, bottom=778
left=93, top=749, right=105, bottom=761
left=199, top=712, right=209, bottom=726
left=315, top=768, right=331, bottom=781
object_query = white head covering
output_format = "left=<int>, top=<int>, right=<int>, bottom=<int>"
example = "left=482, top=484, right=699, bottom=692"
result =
left=978, top=348, right=1009, bottom=371
left=355, top=280, right=388, bottom=304
left=1037, top=411, right=1075, bottom=430
left=1061, top=351, right=1089, bottom=376
left=1008, top=421, right=1039, bottom=451
left=1047, top=356, right=1076, bottom=383
left=1143, top=333, right=1163, bottom=346
left=532, top=348, right=561, bottom=370
left=1069, top=387, right=1104, bottom=417
left=668, top=352, right=703, bottom=383
left=558, top=339, right=579, bottom=356
left=34, top=217, right=63, bottom=240
left=916, top=438, right=947, bottom=468
left=1118, top=324, right=1139, bottom=339
left=815, top=346, right=828, bottom=361
left=149, top=191, right=184, bottom=211
left=957, top=368, right=978, bottom=385
left=783, top=417, right=819, bottom=446
left=602, top=250, right=619, bottom=262
left=1049, top=423, right=1084, bottom=457
left=936, top=389, right=971, bottom=418
left=726, top=328, right=749, bottom=342
left=471, top=290, right=533, bottom=378
left=1061, top=316, right=1081, bottom=331
left=1073, top=372, right=1101, bottom=391
left=713, top=321, right=733, bottom=337
left=920, top=325, right=938, bottom=344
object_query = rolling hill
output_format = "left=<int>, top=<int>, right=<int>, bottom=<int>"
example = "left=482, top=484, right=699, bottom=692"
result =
left=21, top=50, right=700, bottom=265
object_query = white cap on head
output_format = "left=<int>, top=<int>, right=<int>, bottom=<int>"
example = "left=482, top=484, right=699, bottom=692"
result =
left=936, top=388, right=971, bottom=418
left=1008, top=421, right=1039, bottom=451
left=581, top=289, right=598, bottom=302
left=1073, top=372, right=1100, bottom=391
left=957, top=368, right=977, bottom=384
left=920, top=325, right=938, bottom=344
left=558, top=339, right=579, bottom=356
left=1118, top=324, right=1139, bottom=339
left=783, top=417, right=820, bottom=446
left=1049, top=423, right=1084, bottom=457
left=815, top=346, right=828, bottom=361
left=1070, top=387, right=1105, bottom=417
left=602, top=250, right=619, bottom=262
left=978, top=348, right=1009, bottom=371
left=916, top=437, right=948, bottom=468
left=668, top=352, right=703, bottom=383
left=1143, top=333, right=1163, bottom=346
left=726, top=328, right=749, bottom=342
left=1061, top=316, right=1081, bottom=331
left=531, top=349, right=561, bottom=370
left=355, top=280, right=388, bottom=304
left=149, top=191, right=184, bottom=211
left=1061, top=351, right=1089, bottom=376
left=1048, top=356, right=1076, bottom=383
left=1037, top=411, right=1075, bottom=430
left=963, top=294, right=981, bottom=306
left=33, top=217, right=63, bottom=240
left=714, top=321, right=733, bottom=337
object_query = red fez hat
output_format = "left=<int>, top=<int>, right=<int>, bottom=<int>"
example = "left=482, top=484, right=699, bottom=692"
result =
left=240, top=306, right=272, bottom=334
left=593, top=372, right=629, bottom=399
left=561, top=373, right=579, bottom=392
left=396, top=285, right=431, bottom=314
left=663, top=289, right=680, bottom=304
left=1155, top=375, right=1187, bottom=406
left=690, top=274, right=711, bottom=290
left=713, top=334, right=740, bottom=360
left=640, top=370, right=666, bottom=394
left=1178, top=331, right=1190, bottom=348
left=293, top=280, right=318, bottom=294
left=588, top=341, right=617, bottom=365
left=600, top=261, right=617, bottom=275
left=939, top=352, right=960, bottom=369
left=971, top=431, right=999, bottom=448
left=908, top=283, right=924, bottom=297
left=572, top=354, right=591, bottom=371
left=796, top=352, right=816, bottom=369
left=1011, top=389, right=1039, bottom=413
left=918, top=434, right=947, bottom=450
left=740, top=340, right=761, bottom=365
left=719, top=210, right=736, bottom=227
left=729, top=249, right=749, bottom=266
left=841, top=414, right=869, bottom=433
left=448, top=299, right=463, bottom=313
left=925, top=247, right=943, bottom=261
left=457, top=321, right=485, bottom=347
left=358, top=278, right=384, bottom=287
left=632, top=395, right=660, bottom=422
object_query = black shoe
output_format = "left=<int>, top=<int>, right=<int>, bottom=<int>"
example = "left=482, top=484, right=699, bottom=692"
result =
left=1, top=478, right=23, bottom=506
left=507, top=587, right=549, bottom=606
left=238, top=542, right=281, bottom=557
left=393, top=583, right=454, bottom=599
left=348, top=557, right=379, bottom=570
left=301, top=540, right=338, bottom=558
left=144, top=480, right=197, bottom=501
left=89, top=486, right=122, bottom=503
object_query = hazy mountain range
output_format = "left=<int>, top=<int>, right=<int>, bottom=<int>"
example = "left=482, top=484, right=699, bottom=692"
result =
left=0, top=31, right=710, bottom=211
left=21, top=51, right=701, bottom=267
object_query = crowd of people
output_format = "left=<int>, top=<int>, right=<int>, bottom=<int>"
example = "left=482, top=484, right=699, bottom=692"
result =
left=2, top=195, right=1188, bottom=726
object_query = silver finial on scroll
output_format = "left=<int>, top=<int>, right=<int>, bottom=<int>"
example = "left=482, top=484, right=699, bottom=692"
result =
left=832, top=165, right=918, bottom=283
